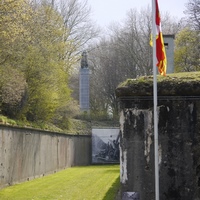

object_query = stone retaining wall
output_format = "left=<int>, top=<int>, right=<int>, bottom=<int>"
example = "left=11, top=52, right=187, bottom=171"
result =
left=0, top=125, right=91, bottom=188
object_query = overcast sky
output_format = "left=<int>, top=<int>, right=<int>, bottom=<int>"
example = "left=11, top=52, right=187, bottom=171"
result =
left=87, top=0, right=188, bottom=27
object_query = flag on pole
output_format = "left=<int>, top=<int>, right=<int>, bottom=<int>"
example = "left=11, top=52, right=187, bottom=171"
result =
left=152, top=0, right=165, bottom=199
left=152, top=0, right=167, bottom=76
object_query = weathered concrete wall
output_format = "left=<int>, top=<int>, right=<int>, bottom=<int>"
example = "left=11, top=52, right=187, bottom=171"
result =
left=0, top=125, right=91, bottom=188
left=116, top=74, right=200, bottom=200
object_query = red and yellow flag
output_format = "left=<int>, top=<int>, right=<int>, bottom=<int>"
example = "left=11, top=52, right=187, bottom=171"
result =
left=155, top=0, right=167, bottom=76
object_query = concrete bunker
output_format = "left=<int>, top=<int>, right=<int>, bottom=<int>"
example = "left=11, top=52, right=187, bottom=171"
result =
left=116, top=72, right=200, bottom=200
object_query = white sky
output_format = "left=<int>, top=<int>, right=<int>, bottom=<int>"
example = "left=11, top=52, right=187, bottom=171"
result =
left=87, top=0, right=188, bottom=27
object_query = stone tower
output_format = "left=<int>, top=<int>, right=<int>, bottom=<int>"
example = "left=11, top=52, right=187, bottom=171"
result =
left=79, top=51, right=90, bottom=112
left=164, top=34, right=175, bottom=73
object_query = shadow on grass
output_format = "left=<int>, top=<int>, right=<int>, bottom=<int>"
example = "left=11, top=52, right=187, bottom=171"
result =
left=103, top=176, right=120, bottom=200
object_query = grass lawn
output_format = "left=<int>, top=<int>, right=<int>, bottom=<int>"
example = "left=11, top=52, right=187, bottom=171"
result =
left=0, top=165, right=120, bottom=200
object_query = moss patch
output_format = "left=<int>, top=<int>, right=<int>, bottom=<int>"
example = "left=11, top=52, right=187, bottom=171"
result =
left=116, top=72, right=200, bottom=97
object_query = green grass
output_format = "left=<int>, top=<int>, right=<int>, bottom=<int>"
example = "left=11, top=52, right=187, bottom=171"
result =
left=0, top=165, right=120, bottom=200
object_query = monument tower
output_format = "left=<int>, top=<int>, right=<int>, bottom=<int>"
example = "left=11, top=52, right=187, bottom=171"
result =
left=79, top=51, right=90, bottom=112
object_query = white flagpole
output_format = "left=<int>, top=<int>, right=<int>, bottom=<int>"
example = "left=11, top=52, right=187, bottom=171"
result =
left=152, top=0, right=159, bottom=200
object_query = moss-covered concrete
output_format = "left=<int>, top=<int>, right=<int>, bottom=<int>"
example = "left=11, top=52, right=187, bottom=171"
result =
left=116, top=72, right=200, bottom=97
left=117, top=72, right=200, bottom=199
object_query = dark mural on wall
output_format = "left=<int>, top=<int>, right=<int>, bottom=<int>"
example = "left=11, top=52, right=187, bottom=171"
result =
left=92, top=128, right=120, bottom=164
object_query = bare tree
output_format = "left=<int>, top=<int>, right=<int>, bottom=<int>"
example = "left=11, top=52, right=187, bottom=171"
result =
left=161, top=12, right=186, bottom=34
left=59, top=0, right=100, bottom=51
left=184, top=0, right=200, bottom=30
left=30, top=0, right=100, bottom=70
left=88, top=6, right=183, bottom=117
left=88, top=40, right=122, bottom=116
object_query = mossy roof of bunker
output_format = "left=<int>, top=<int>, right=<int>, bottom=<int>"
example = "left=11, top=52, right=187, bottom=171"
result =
left=116, top=72, right=200, bottom=97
